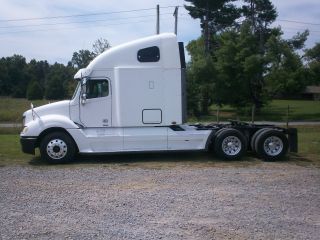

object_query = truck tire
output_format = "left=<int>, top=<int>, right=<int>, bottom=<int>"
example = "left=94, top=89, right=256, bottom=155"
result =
left=40, top=132, right=76, bottom=164
left=207, top=128, right=229, bottom=152
left=250, top=128, right=269, bottom=152
left=214, top=129, right=247, bottom=160
left=254, top=129, right=289, bottom=161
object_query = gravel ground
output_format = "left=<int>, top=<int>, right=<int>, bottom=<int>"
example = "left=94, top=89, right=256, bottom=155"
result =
left=0, top=157, right=320, bottom=240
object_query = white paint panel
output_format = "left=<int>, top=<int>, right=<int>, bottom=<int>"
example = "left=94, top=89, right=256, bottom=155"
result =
left=163, top=69, right=182, bottom=125
left=168, top=126, right=211, bottom=150
left=80, top=96, right=111, bottom=127
left=143, top=109, right=162, bottom=124
left=68, top=128, right=123, bottom=152
left=124, top=127, right=167, bottom=150
left=67, top=126, right=211, bottom=154
left=86, top=33, right=180, bottom=70
left=113, top=67, right=164, bottom=127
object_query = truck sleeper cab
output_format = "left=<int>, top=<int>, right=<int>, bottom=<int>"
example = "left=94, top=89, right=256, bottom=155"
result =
left=20, top=33, right=297, bottom=163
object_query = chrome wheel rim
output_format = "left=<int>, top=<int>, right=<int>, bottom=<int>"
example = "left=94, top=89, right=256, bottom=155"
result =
left=46, top=139, right=67, bottom=159
left=263, top=136, right=283, bottom=156
left=222, top=136, right=242, bottom=156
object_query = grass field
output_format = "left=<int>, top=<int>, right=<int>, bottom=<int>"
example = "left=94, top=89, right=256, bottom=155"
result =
left=0, top=97, right=49, bottom=123
left=192, top=100, right=320, bottom=123
left=0, top=98, right=319, bottom=123
left=0, top=126, right=319, bottom=166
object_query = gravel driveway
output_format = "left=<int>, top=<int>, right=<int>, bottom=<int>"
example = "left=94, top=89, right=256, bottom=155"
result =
left=0, top=154, right=319, bottom=240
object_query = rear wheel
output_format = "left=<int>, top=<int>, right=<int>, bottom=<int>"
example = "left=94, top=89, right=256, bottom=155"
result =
left=214, top=129, right=247, bottom=160
left=250, top=128, right=269, bottom=152
left=40, top=132, right=76, bottom=164
left=255, top=129, right=289, bottom=161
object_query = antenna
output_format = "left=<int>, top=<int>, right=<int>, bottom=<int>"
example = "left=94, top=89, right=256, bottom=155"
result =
left=156, top=5, right=160, bottom=34
left=173, top=6, right=179, bottom=35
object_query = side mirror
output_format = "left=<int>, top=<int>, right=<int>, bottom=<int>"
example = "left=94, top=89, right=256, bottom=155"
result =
left=81, top=93, right=87, bottom=104
left=80, top=78, right=87, bottom=104
left=81, top=77, right=87, bottom=86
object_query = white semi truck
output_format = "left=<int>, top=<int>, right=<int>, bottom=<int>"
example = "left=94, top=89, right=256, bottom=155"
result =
left=20, top=33, right=297, bottom=163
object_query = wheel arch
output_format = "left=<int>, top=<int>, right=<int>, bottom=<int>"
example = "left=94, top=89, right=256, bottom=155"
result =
left=36, top=127, right=79, bottom=153
left=205, top=129, right=219, bottom=151
left=205, top=128, right=239, bottom=151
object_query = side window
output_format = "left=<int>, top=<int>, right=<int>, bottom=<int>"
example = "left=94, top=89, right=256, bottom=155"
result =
left=137, top=46, right=160, bottom=62
left=86, top=80, right=109, bottom=99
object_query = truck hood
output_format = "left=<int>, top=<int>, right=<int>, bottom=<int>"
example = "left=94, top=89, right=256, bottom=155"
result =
left=23, top=100, right=70, bottom=125
left=34, top=100, right=70, bottom=117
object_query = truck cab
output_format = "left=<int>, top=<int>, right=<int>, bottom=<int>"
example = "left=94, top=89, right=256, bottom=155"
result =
left=20, top=33, right=295, bottom=163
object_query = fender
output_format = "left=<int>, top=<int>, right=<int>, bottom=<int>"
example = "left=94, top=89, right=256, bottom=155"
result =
left=22, top=114, right=79, bottom=137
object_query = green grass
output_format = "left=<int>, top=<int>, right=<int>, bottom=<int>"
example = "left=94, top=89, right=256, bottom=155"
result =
left=0, top=97, right=51, bottom=123
left=0, top=126, right=319, bottom=166
left=0, top=127, right=22, bottom=135
left=260, top=100, right=320, bottom=121
left=0, top=134, right=32, bottom=166
left=190, top=100, right=320, bottom=123
left=295, top=126, right=320, bottom=161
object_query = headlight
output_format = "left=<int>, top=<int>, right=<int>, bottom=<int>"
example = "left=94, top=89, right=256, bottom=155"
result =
left=22, top=127, right=28, bottom=134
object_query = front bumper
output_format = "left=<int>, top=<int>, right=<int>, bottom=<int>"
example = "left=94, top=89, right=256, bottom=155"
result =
left=20, top=137, right=37, bottom=155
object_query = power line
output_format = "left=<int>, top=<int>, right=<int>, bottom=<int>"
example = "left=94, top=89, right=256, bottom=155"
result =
left=0, top=6, right=177, bottom=22
left=0, top=12, right=173, bottom=29
left=0, top=17, right=174, bottom=35
left=183, top=5, right=320, bottom=26
left=277, top=19, right=320, bottom=26
left=280, top=27, right=320, bottom=34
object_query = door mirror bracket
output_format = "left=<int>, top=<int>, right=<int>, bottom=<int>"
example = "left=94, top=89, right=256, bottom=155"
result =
left=80, top=77, right=87, bottom=104
left=81, top=93, right=87, bottom=104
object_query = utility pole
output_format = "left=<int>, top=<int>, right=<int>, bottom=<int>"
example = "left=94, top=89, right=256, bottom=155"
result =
left=156, top=4, right=160, bottom=34
left=173, top=6, right=179, bottom=35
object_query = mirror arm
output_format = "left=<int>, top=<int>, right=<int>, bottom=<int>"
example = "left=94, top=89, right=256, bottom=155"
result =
left=80, top=77, right=87, bottom=104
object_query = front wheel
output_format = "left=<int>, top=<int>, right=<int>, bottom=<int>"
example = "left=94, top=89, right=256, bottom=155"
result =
left=214, top=129, right=247, bottom=160
left=40, top=132, right=76, bottom=164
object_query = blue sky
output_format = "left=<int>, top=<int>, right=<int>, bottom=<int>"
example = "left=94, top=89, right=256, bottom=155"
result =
left=0, top=0, right=319, bottom=64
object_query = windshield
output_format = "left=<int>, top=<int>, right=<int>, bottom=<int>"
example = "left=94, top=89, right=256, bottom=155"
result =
left=71, top=82, right=80, bottom=100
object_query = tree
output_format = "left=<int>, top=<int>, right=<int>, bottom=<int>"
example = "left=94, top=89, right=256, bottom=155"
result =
left=45, top=63, right=75, bottom=99
left=186, top=37, right=216, bottom=115
left=265, top=31, right=309, bottom=97
left=304, top=42, right=320, bottom=85
left=242, top=0, right=277, bottom=32
left=241, top=0, right=278, bottom=109
left=27, top=81, right=43, bottom=100
left=27, top=59, right=50, bottom=90
left=71, top=50, right=95, bottom=69
left=92, top=38, right=111, bottom=56
left=71, top=38, right=111, bottom=69
left=45, top=76, right=65, bottom=100
left=185, top=0, right=240, bottom=53
left=6, top=55, right=29, bottom=98
left=0, top=58, right=10, bottom=95
left=213, top=23, right=267, bottom=110
left=0, top=55, right=77, bottom=99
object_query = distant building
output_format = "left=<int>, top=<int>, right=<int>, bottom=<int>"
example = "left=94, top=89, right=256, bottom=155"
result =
left=303, top=85, right=320, bottom=100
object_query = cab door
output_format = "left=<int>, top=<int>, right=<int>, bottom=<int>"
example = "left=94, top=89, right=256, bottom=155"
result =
left=80, top=79, right=111, bottom=127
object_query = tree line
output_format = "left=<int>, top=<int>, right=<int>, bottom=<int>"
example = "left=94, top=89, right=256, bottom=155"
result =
left=185, top=0, right=320, bottom=116
left=0, top=38, right=110, bottom=100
